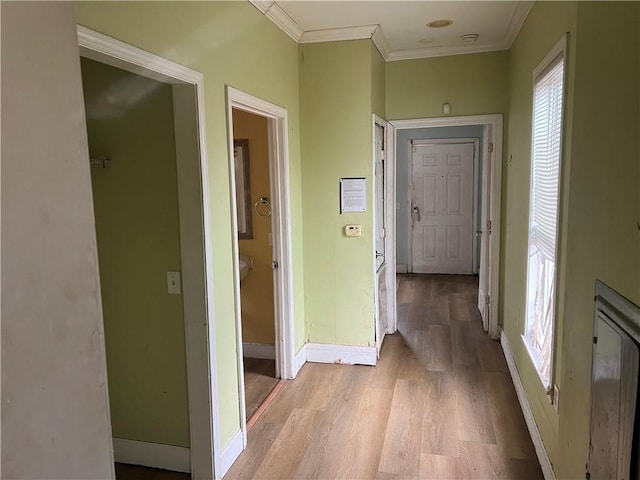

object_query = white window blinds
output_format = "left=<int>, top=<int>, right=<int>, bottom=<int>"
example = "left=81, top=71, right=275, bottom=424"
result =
left=523, top=42, right=565, bottom=392
left=530, top=56, right=564, bottom=261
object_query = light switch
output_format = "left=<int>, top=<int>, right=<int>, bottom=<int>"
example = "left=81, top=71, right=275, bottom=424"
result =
left=345, top=225, right=362, bottom=237
left=167, top=271, right=181, bottom=294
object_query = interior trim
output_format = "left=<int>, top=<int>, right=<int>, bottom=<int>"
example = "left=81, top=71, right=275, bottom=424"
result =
left=113, top=438, right=190, bottom=474
left=501, top=330, right=556, bottom=480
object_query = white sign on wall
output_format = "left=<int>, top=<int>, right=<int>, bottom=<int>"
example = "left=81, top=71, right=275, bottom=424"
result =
left=340, top=177, right=366, bottom=213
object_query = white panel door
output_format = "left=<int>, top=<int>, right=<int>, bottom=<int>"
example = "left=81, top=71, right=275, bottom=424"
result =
left=478, top=127, right=492, bottom=330
left=374, top=123, right=388, bottom=355
left=411, top=142, right=474, bottom=274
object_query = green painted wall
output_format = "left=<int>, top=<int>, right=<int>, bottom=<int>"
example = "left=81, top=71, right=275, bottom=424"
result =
left=385, top=51, right=509, bottom=120
left=81, top=58, right=190, bottom=447
left=75, top=1, right=304, bottom=447
left=503, top=3, right=578, bottom=471
left=76, top=3, right=640, bottom=473
left=299, top=40, right=375, bottom=346
left=384, top=49, right=511, bottom=339
left=558, top=2, right=639, bottom=477
left=504, top=2, right=640, bottom=477
left=371, top=43, right=386, bottom=118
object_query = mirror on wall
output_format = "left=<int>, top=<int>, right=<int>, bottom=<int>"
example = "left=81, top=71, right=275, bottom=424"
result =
left=234, top=138, right=253, bottom=239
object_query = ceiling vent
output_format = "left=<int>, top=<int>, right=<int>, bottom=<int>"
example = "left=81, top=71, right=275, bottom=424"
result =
left=461, top=34, right=479, bottom=45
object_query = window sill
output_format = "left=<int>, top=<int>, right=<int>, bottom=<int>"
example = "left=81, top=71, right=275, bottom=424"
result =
left=521, top=334, right=553, bottom=396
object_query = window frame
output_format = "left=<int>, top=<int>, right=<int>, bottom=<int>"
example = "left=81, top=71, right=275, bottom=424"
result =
left=522, top=33, right=568, bottom=396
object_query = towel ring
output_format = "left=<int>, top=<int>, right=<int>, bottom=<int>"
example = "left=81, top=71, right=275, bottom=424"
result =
left=254, top=197, right=271, bottom=217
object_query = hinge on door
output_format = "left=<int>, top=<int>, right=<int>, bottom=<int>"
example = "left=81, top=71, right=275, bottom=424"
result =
left=381, top=228, right=386, bottom=238
left=487, top=220, right=492, bottom=234
left=488, top=142, right=494, bottom=153
left=486, top=294, right=491, bottom=306
left=272, top=261, right=279, bottom=270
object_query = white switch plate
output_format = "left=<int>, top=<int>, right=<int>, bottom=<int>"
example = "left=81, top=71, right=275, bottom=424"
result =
left=167, top=271, right=181, bottom=295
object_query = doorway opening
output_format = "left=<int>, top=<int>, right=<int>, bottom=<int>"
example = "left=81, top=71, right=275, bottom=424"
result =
left=78, top=26, right=218, bottom=479
left=389, top=115, right=503, bottom=339
left=226, top=87, right=295, bottom=448
left=231, top=108, right=280, bottom=424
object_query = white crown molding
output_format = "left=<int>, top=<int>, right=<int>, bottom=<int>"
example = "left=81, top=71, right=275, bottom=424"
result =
left=249, top=0, right=271, bottom=15
left=249, top=0, right=303, bottom=42
left=387, top=42, right=509, bottom=62
left=251, top=0, right=532, bottom=62
left=505, top=1, right=534, bottom=48
left=372, top=25, right=392, bottom=60
left=300, top=24, right=378, bottom=44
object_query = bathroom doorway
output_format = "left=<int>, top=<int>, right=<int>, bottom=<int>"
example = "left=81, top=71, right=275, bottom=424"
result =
left=226, top=87, right=296, bottom=446
left=232, top=108, right=279, bottom=422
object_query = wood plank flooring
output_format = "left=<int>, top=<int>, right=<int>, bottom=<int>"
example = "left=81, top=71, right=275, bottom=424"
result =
left=225, top=274, right=542, bottom=480
left=244, top=357, right=278, bottom=420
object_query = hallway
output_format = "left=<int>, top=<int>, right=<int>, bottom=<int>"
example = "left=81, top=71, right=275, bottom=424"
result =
left=224, top=274, right=542, bottom=479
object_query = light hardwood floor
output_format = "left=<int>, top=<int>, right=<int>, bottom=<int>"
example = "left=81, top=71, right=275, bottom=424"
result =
left=244, top=357, right=279, bottom=420
left=224, top=274, right=543, bottom=480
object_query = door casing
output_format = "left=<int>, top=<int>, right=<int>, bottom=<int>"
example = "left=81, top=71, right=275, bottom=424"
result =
left=373, top=115, right=394, bottom=354
left=78, top=25, right=219, bottom=479
left=389, top=115, right=503, bottom=340
left=226, top=87, right=296, bottom=450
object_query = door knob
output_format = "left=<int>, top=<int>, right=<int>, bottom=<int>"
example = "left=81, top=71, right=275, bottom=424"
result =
left=412, top=203, right=421, bottom=222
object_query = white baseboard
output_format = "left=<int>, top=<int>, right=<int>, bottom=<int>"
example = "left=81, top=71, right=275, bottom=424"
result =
left=242, top=342, right=275, bottom=360
left=500, top=330, right=555, bottom=480
left=306, top=343, right=377, bottom=366
left=396, top=264, right=408, bottom=274
left=112, top=438, right=190, bottom=473
left=293, top=344, right=307, bottom=377
left=218, top=429, right=244, bottom=478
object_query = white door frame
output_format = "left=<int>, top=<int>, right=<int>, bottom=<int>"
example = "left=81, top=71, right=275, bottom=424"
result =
left=373, top=115, right=398, bottom=341
left=225, top=87, right=295, bottom=448
left=408, top=138, right=480, bottom=274
left=389, top=115, right=503, bottom=340
left=77, top=26, right=219, bottom=479
left=385, top=122, right=398, bottom=333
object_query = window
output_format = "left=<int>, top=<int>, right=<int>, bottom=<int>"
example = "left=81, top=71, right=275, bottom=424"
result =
left=523, top=36, right=566, bottom=391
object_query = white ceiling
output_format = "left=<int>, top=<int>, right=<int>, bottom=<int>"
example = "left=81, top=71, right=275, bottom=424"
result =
left=250, top=1, right=533, bottom=61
